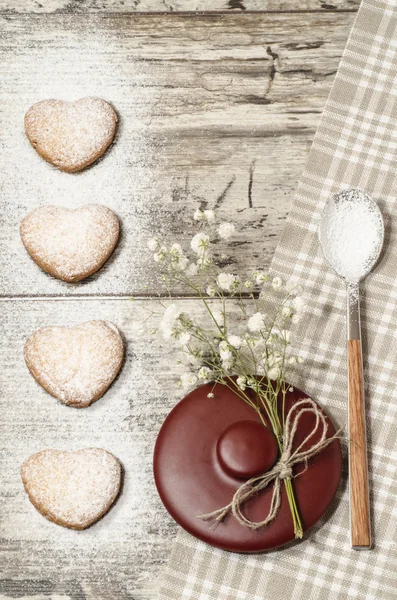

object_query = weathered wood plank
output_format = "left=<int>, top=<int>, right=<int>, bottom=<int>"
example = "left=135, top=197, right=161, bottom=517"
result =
left=0, top=13, right=352, bottom=297
left=0, top=298, right=245, bottom=599
left=0, top=0, right=360, bottom=15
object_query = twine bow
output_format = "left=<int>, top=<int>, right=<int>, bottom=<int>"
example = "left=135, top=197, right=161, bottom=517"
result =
left=199, top=398, right=342, bottom=530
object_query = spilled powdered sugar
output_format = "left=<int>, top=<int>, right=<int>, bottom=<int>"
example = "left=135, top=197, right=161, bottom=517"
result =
left=319, top=188, right=384, bottom=284
left=21, top=448, right=121, bottom=529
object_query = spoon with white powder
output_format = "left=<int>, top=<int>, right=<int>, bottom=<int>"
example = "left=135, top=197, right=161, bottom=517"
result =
left=319, top=188, right=384, bottom=550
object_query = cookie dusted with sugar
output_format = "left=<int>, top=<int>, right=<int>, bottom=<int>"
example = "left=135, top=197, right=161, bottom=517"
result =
left=24, top=320, right=124, bottom=408
left=21, top=448, right=122, bottom=529
left=24, top=97, right=118, bottom=172
left=20, top=205, right=120, bottom=283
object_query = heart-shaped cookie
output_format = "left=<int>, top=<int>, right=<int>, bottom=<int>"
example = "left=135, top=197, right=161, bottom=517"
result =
left=24, top=97, right=118, bottom=172
left=20, top=205, right=120, bottom=283
left=21, top=448, right=121, bottom=529
left=24, top=320, right=124, bottom=408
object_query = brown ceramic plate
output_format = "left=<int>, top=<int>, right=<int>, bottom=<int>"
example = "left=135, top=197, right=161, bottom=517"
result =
left=154, top=381, right=342, bottom=553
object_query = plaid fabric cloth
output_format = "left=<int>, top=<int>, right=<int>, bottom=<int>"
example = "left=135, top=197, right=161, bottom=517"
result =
left=158, top=1, right=397, bottom=598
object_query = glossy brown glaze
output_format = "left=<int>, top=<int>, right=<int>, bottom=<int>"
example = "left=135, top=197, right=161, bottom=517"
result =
left=154, top=381, right=342, bottom=553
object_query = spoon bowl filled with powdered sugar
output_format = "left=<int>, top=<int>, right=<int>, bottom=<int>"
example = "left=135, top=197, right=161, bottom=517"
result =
left=319, top=188, right=384, bottom=551
left=319, top=188, right=384, bottom=283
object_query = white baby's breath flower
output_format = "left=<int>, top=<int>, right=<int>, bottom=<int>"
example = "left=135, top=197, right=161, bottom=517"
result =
left=153, top=246, right=167, bottom=263
left=281, top=330, right=291, bottom=343
left=244, top=280, right=253, bottom=289
left=207, top=392, right=215, bottom=398
left=197, top=256, right=212, bottom=268
left=272, top=276, right=283, bottom=290
left=180, top=372, right=198, bottom=389
left=193, top=209, right=204, bottom=221
left=236, top=375, right=247, bottom=391
left=206, top=284, right=217, bottom=297
left=222, top=358, right=234, bottom=372
left=288, top=356, right=296, bottom=365
left=160, top=304, right=181, bottom=339
left=198, top=366, right=212, bottom=380
left=268, top=367, right=281, bottom=380
left=218, top=222, right=235, bottom=240
left=185, top=262, right=198, bottom=277
left=203, top=209, right=216, bottom=224
left=282, top=305, right=292, bottom=318
left=255, top=271, right=268, bottom=285
left=177, top=332, right=191, bottom=345
left=147, top=237, right=159, bottom=251
left=217, top=272, right=239, bottom=292
left=228, top=335, right=242, bottom=349
left=191, top=232, right=209, bottom=257
left=297, top=356, right=304, bottom=364
left=247, top=312, right=265, bottom=332
left=219, top=340, right=233, bottom=360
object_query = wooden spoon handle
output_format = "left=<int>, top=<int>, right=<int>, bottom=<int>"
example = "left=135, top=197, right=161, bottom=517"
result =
left=347, top=337, right=371, bottom=549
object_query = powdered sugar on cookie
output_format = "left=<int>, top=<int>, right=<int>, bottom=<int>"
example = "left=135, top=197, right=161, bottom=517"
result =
left=21, top=448, right=121, bottom=529
left=25, top=97, right=118, bottom=172
left=20, top=205, right=120, bottom=282
left=24, top=320, right=124, bottom=407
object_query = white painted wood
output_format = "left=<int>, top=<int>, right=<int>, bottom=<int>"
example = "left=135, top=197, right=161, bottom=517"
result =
left=0, top=0, right=360, bottom=14
left=0, top=13, right=352, bottom=297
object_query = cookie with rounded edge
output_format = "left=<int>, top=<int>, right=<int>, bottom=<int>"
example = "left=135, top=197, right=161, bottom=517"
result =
left=24, top=97, right=118, bottom=172
left=20, top=204, right=120, bottom=283
left=21, top=448, right=122, bottom=529
left=24, top=320, right=124, bottom=408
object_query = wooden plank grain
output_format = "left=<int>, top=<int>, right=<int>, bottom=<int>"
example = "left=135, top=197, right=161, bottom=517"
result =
left=0, top=12, right=352, bottom=297
left=0, top=0, right=360, bottom=15
left=0, top=297, right=249, bottom=599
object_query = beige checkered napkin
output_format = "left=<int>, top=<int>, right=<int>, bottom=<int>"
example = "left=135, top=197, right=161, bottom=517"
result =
left=158, top=1, right=397, bottom=598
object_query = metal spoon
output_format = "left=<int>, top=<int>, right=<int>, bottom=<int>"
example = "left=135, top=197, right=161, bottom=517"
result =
left=319, top=188, right=384, bottom=550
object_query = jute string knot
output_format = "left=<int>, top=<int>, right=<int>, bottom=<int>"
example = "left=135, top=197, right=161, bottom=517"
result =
left=198, top=398, right=342, bottom=531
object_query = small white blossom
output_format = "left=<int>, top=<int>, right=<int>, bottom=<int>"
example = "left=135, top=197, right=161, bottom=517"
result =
left=206, top=284, right=217, bottom=297
left=147, top=237, right=159, bottom=251
left=191, top=232, right=209, bottom=257
left=268, top=367, right=281, bottom=380
left=222, top=358, right=234, bottom=372
left=297, top=356, right=304, bottom=364
left=219, top=340, right=233, bottom=360
left=282, top=305, right=292, bottom=318
left=288, top=356, right=296, bottom=365
left=218, top=222, right=235, bottom=240
left=272, top=276, right=283, bottom=290
left=228, top=335, right=242, bottom=349
left=255, top=271, right=268, bottom=285
left=193, top=209, right=204, bottom=221
left=197, top=256, right=212, bottom=268
left=160, top=304, right=181, bottom=339
left=244, top=280, right=253, bottom=289
left=153, top=246, right=167, bottom=263
left=289, top=386, right=294, bottom=392
left=177, top=332, right=191, bottom=345
left=247, top=312, right=265, bottom=333
left=198, top=366, right=212, bottom=380
left=180, top=372, right=198, bottom=389
left=185, top=262, right=198, bottom=277
left=217, top=272, right=239, bottom=292
left=203, top=209, right=216, bottom=224
left=207, top=392, right=214, bottom=398
left=236, top=376, right=247, bottom=391
left=281, top=330, right=291, bottom=343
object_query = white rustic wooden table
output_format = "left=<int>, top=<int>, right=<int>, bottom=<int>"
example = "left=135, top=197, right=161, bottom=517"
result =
left=0, top=2, right=357, bottom=599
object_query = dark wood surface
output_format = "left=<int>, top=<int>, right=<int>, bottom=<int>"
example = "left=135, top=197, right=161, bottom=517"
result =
left=0, top=5, right=354, bottom=600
